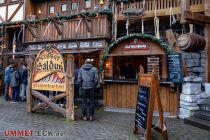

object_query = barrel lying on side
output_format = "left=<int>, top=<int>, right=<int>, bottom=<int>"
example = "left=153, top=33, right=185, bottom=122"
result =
left=176, top=33, right=206, bottom=52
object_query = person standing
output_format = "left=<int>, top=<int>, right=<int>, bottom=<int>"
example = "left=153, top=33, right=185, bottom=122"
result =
left=19, top=62, right=28, bottom=102
left=78, top=59, right=99, bottom=121
left=10, top=64, right=20, bottom=103
left=4, top=61, right=14, bottom=101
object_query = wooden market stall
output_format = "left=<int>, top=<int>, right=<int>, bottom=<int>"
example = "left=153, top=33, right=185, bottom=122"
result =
left=101, top=34, right=180, bottom=116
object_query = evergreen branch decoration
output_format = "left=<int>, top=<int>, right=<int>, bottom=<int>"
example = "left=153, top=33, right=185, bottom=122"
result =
left=0, top=10, right=112, bottom=27
left=99, top=33, right=173, bottom=73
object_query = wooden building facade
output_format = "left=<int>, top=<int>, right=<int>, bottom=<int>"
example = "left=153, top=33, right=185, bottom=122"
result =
left=24, top=0, right=112, bottom=67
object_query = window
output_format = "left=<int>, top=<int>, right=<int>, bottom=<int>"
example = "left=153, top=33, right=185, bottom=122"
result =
left=49, top=6, right=55, bottom=14
left=61, top=4, right=67, bottom=12
left=85, top=0, right=91, bottom=8
left=0, top=0, right=5, bottom=4
left=71, top=2, right=78, bottom=11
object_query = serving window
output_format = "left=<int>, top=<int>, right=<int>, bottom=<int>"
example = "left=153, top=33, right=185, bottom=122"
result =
left=104, top=55, right=163, bottom=80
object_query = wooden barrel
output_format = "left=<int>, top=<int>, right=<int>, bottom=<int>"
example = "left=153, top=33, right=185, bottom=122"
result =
left=177, top=33, right=206, bottom=52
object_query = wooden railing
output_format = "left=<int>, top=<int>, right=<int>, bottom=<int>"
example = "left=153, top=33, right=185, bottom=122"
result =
left=190, top=0, right=203, bottom=5
left=25, top=16, right=110, bottom=43
left=116, top=0, right=204, bottom=20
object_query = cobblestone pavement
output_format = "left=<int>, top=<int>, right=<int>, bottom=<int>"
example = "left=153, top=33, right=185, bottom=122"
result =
left=0, top=97, right=210, bottom=140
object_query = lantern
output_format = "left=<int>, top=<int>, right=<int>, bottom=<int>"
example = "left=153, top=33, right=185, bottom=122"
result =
left=99, top=0, right=104, bottom=5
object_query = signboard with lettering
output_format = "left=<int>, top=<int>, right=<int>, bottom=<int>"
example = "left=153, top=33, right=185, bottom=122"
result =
left=32, top=47, right=66, bottom=92
left=134, top=70, right=168, bottom=140
left=28, top=40, right=105, bottom=51
left=147, top=56, right=159, bottom=76
left=124, top=38, right=148, bottom=51
left=168, top=53, right=183, bottom=83
left=135, top=86, right=150, bottom=130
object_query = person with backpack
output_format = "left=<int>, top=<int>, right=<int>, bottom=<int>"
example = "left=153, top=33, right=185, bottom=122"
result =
left=19, top=62, right=28, bottom=102
left=4, top=61, right=14, bottom=101
left=10, top=64, right=20, bottom=103
left=77, top=59, right=99, bottom=121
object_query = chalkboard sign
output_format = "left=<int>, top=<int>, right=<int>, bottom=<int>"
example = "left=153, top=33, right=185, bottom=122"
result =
left=168, top=53, right=183, bottom=83
left=135, top=85, right=150, bottom=130
left=134, top=71, right=168, bottom=140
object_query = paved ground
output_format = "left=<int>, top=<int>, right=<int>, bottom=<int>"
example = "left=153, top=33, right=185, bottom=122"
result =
left=0, top=97, right=210, bottom=140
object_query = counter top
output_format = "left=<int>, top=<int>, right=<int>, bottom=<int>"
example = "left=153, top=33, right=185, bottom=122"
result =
left=103, top=78, right=174, bottom=85
left=103, top=79, right=138, bottom=84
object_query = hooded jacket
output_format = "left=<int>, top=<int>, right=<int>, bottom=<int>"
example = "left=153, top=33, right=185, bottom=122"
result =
left=10, top=68, right=20, bottom=87
left=4, top=66, right=11, bottom=84
left=78, top=63, right=99, bottom=89
left=19, top=66, right=28, bottom=85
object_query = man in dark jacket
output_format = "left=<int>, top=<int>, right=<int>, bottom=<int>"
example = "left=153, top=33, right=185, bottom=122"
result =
left=78, top=59, right=99, bottom=121
left=4, top=61, right=14, bottom=101
left=19, top=62, right=28, bottom=102
left=10, top=64, right=20, bottom=103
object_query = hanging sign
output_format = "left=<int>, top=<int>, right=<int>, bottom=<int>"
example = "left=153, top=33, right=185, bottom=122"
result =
left=124, top=38, right=148, bottom=51
left=32, top=47, right=66, bottom=92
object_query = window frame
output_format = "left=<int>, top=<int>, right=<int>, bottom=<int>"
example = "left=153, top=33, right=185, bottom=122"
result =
left=49, top=5, right=55, bottom=14
left=71, top=2, right=78, bottom=11
left=61, top=3, right=67, bottom=12
left=85, top=0, right=91, bottom=9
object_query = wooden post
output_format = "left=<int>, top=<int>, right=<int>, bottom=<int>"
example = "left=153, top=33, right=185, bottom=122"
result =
left=66, top=56, right=74, bottom=121
left=2, top=28, right=8, bottom=73
left=114, top=2, right=118, bottom=40
left=205, top=0, right=210, bottom=82
left=27, top=55, right=34, bottom=113
left=180, top=0, right=190, bottom=24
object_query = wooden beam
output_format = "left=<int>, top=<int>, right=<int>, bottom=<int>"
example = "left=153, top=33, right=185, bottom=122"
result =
left=32, top=93, right=66, bottom=112
left=32, top=90, right=66, bottom=117
left=184, top=11, right=210, bottom=24
left=66, top=56, right=74, bottom=121
left=27, top=55, right=35, bottom=113
left=8, top=2, right=23, bottom=22
left=180, top=0, right=190, bottom=24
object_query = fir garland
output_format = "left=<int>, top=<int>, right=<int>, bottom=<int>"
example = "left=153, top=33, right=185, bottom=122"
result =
left=0, top=9, right=112, bottom=26
left=99, top=33, right=173, bottom=73
left=0, top=25, right=5, bottom=53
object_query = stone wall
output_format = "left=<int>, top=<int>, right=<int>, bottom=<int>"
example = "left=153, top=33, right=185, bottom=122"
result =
left=182, top=51, right=206, bottom=81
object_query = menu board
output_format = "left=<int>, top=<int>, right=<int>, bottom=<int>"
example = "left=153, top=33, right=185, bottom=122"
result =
left=147, top=56, right=159, bottom=75
left=135, top=86, right=150, bottom=130
left=168, top=53, right=183, bottom=83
